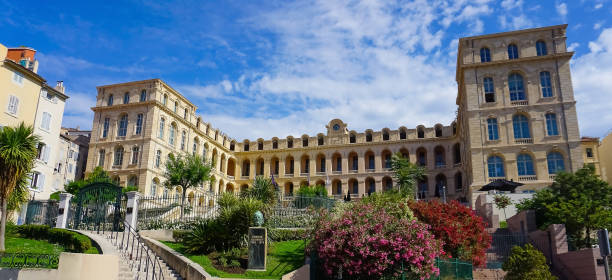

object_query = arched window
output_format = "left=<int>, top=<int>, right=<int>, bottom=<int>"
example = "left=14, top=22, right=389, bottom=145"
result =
left=318, top=136, right=324, bottom=146
left=434, top=146, right=445, bottom=168
left=484, top=77, right=495, bottom=102
left=435, top=174, right=447, bottom=197
left=545, top=113, right=559, bottom=136
left=417, top=148, right=427, bottom=166
left=508, top=44, right=519, bottom=59
left=242, top=160, right=250, bottom=176
left=536, top=41, right=547, bottom=56
left=418, top=179, right=428, bottom=199
left=193, top=139, right=199, bottom=155
left=140, top=90, right=147, bottom=102
left=107, top=94, right=114, bottom=106
left=487, top=118, right=499, bottom=140
left=302, top=137, right=308, bottom=147
left=512, top=114, right=531, bottom=139
left=417, top=126, right=425, bottom=138
left=399, top=129, right=407, bottom=140
left=540, top=71, right=553, bottom=97
left=547, top=152, right=565, bottom=174
left=487, top=156, right=505, bottom=178
left=365, top=132, right=372, bottom=142
left=113, top=146, right=124, bottom=166
left=117, top=114, right=128, bottom=137
left=158, top=117, right=165, bottom=139
left=244, top=141, right=250, bottom=151
left=155, top=150, right=161, bottom=168
left=508, top=73, right=526, bottom=101
left=382, top=130, right=389, bottom=141
left=257, top=141, right=263, bottom=150
left=435, top=125, right=442, bottom=137
left=517, top=154, right=535, bottom=176
left=123, top=92, right=130, bottom=104
left=455, top=172, right=463, bottom=192
left=180, top=131, right=186, bottom=150
left=230, top=141, right=235, bottom=151
left=272, top=139, right=278, bottom=149
left=287, top=138, right=293, bottom=148
left=350, top=133, right=356, bottom=143
left=480, top=47, right=491, bottom=62
left=127, top=175, right=138, bottom=187
left=169, top=124, right=176, bottom=146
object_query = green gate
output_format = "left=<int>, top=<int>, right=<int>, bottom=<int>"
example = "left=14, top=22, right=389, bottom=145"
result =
left=24, top=200, right=58, bottom=226
left=69, top=182, right=124, bottom=232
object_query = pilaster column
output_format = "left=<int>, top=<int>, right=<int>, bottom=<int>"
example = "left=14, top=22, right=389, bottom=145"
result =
left=125, top=191, right=140, bottom=231
left=56, top=193, right=73, bottom=229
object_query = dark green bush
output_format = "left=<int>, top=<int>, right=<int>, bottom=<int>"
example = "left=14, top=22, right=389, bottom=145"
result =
left=15, top=225, right=93, bottom=253
left=183, top=197, right=264, bottom=254
left=269, top=228, right=308, bottom=241
left=172, top=230, right=191, bottom=243
left=502, top=244, right=556, bottom=280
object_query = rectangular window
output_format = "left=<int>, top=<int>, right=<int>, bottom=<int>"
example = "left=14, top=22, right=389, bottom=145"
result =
left=368, top=156, right=374, bottom=169
left=158, top=118, right=165, bottom=139
left=132, top=146, right=140, bottom=165
left=7, top=95, right=19, bottom=115
left=118, top=115, right=128, bottom=137
left=68, top=163, right=73, bottom=173
left=12, top=72, right=24, bottom=85
left=487, top=118, right=499, bottom=140
left=140, top=90, right=147, bottom=102
left=540, top=71, right=553, bottom=98
left=483, top=78, right=495, bottom=103
left=135, top=114, right=143, bottom=135
left=41, top=112, right=51, bottom=130
left=30, top=173, right=45, bottom=190
left=98, top=150, right=105, bottom=167
left=545, top=114, right=559, bottom=136
left=102, top=118, right=110, bottom=138
left=586, top=148, right=593, bottom=158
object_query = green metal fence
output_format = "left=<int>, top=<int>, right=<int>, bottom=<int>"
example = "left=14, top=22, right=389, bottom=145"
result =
left=430, top=258, right=473, bottom=280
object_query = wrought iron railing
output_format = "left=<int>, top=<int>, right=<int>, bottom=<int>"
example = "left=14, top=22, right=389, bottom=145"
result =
left=137, top=193, right=221, bottom=230
left=24, top=200, right=59, bottom=226
left=0, top=253, right=60, bottom=269
left=107, top=220, right=165, bottom=280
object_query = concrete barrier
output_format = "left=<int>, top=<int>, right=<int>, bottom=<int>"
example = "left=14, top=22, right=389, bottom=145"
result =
left=139, top=229, right=175, bottom=242
left=141, top=236, right=214, bottom=280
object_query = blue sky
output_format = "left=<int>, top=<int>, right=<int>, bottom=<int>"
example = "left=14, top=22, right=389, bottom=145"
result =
left=2, top=0, right=612, bottom=140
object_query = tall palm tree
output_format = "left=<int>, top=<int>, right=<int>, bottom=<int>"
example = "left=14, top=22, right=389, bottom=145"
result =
left=0, top=123, right=39, bottom=251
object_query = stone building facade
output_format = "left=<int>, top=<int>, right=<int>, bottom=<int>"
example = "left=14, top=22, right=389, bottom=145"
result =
left=85, top=24, right=586, bottom=204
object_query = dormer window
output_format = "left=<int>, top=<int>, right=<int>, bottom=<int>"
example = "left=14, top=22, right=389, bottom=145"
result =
left=287, top=138, right=293, bottom=148
left=318, top=136, right=324, bottom=146
left=350, top=134, right=356, bottom=143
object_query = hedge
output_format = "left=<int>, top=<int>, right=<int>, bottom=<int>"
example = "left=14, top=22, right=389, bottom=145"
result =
left=15, top=225, right=93, bottom=253
left=268, top=228, right=308, bottom=241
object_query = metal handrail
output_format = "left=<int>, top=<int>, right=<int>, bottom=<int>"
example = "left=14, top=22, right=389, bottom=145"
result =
left=107, top=220, right=165, bottom=280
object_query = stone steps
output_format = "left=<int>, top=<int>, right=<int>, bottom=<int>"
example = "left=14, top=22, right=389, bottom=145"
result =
left=94, top=231, right=182, bottom=280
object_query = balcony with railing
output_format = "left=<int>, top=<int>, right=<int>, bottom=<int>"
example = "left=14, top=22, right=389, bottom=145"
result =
left=515, top=138, right=533, bottom=144
left=511, top=100, right=528, bottom=106
left=518, top=176, right=537, bottom=182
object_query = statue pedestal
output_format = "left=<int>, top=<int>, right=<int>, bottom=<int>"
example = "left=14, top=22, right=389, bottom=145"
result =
left=247, top=227, right=267, bottom=271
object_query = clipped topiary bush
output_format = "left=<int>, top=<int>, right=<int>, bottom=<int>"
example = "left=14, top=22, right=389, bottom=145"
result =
left=502, top=244, right=556, bottom=280
left=15, top=225, right=93, bottom=253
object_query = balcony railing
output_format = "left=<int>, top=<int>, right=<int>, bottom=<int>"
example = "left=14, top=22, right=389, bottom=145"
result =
left=349, top=170, right=358, bottom=173
left=518, top=176, right=537, bottom=181
left=365, top=169, right=375, bottom=173
left=488, top=177, right=506, bottom=182
left=284, top=173, right=294, bottom=178
left=383, top=168, right=392, bottom=172
left=316, top=172, right=326, bottom=176
left=435, top=163, right=446, bottom=169
left=332, top=170, right=342, bottom=175
left=511, top=100, right=528, bottom=106
left=515, top=138, right=533, bottom=144
left=300, top=172, right=309, bottom=177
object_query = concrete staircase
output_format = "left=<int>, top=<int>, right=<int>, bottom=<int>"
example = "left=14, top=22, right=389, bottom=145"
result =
left=88, top=230, right=182, bottom=280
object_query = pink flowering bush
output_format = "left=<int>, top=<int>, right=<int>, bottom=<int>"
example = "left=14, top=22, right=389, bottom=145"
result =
left=309, top=202, right=443, bottom=279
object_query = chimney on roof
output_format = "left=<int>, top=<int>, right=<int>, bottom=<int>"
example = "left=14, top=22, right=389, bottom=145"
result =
left=55, top=81, right=65, bottom=94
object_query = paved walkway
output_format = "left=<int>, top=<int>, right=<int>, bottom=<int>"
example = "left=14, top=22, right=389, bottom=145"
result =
left=76, top=230, right=134, bottom=280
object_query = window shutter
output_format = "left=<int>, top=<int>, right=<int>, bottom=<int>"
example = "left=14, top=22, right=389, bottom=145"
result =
left=43, top=145, right=50, bottom=162
left=37, top=173, right=45, bottom=190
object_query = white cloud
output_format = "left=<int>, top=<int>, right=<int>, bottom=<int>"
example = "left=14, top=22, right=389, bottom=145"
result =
left=556, top=2, right=567, bottom=18
left=501, top=0, right=523, bottom=10
left=498, top=14, right=532, bottom=30
left=572, top=28, right=612, bottom=137
left=567, top=42, right=580, bottom=52
left=594, top=21, right=603, bottom=30
left=594, top=3, right=603, bottom=9
left=61, top=91, right=96, bottom=130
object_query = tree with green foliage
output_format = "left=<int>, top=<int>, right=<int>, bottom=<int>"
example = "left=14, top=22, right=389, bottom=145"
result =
left=390, top=152, right=425, bottom=197
left=241, top=176, right=278, bottom=205
left=516, top=165, right=612, bottom=249
left=0, top=123, right=39, bottom=251
left=64, top=166, right=112, bottom=195
left=8, top=176, right=30, bottom=212
left=494, top=193, right=512, bottom=221
left=163, top=153, right=214, bottom=219
left=502, top=244, right=556, bottom=280
left=296, top=184, right=327, bottom=197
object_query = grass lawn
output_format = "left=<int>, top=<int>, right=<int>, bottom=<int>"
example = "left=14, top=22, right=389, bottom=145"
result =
left=162, top=240, right=306, bottom=279
left=3, top=229, right=100, bottom=255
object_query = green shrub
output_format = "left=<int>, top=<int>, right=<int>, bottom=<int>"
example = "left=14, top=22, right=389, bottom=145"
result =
left=296, top=184, right=327, bottom=197
left=172, top=230, right=191, bottom=243
left=15, top=225, right=93, bottom=253
left=502, top=244, right=556, bottom=280
left=183, top=197, right=265, bottom=254
left=269, top=228, right=308, bottom=241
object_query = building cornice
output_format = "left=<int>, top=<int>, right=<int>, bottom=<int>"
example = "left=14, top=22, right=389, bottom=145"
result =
left=2, top=59, right=45, bottom=84
left=459, top=24, right=567, bottom=41
left=96, top=79, right=197, bottom=109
